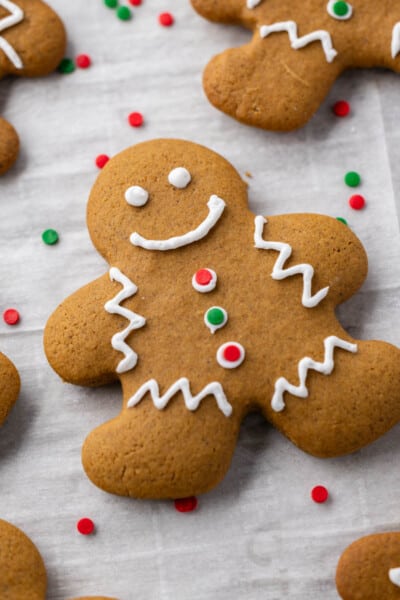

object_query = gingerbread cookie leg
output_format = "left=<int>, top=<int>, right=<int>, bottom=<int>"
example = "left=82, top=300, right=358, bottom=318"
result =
left=0, top=117, right=19, bottom=175
left=336, top=533, right=400, bottom=600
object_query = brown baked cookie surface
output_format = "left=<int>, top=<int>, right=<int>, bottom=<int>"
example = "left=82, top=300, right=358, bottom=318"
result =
left=190, top=0, right=400, bottom=130
left=44, top=138, right=400, bottom=499
left=0, top=519, right=47, bottom=600
left=0, top=350, right=19, bottom=425
left=336, top=533, right=400, bottom=599
left=0, top=0, right=66, bottom=174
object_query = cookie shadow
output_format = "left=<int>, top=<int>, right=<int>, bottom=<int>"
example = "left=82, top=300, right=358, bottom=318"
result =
left=0, top=387, right=36, bottom=459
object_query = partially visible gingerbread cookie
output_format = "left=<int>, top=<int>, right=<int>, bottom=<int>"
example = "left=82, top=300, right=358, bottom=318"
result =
left=191, top=0, right=400, bottom=130
left=0, top=117, right=19, bottom=175
left=336, top=532, right=400, bottom=599
left=44, top=138, right=400, bottom=500
left=0, top=350, right=19, bottom=425
left=0, top=519, right=118, bottom=599
left=0, top=0, right=66, bottom=174
left=0, top=518, right=47, bottom=599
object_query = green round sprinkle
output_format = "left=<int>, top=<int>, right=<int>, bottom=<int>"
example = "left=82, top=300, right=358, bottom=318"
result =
left=117, top=6, right=132, bottom=20
left=58, top=58, right=75, bottom=74
left=344, top=171, right=361, bottom=187
left=42, top=229, right=59, bottom=245
left=104, top=0, right=118, bottom=7
left=207, top=307, right=225, bottom=326
left=333, top=1, right=349, bottom=16
left=336, top=217, right=348, bottom=226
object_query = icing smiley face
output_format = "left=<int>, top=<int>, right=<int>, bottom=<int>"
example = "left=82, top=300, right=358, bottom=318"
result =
left=191, top=0, right=400, bottom=130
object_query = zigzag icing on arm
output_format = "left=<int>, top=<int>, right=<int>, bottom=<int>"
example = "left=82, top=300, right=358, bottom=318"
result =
left=247, top=0, right=263, bottom=9
left=104, top=267, right=146, bottom=374
left=0, top=0, right=24, bottom=69
left=389, top=567, right=400, bottom=588
left=127, top=377, right=233, bottom=417
left=271, top=335, right=358, bottom=412
left=259, top=21, right=338, bottom=63
left=392, top=23, right=400, bottom=59
left=254, top=216, right=329, bottom=308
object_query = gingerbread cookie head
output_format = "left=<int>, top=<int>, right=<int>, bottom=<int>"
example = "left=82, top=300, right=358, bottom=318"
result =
left=0, top=350, right=19, bottom=425
left=191, top=0, right=400, bottom=130
left=336, top=532, right=400, bottom=599
left=0, top=0, right=66, bottom=78
left=45, top=139, right=400, bottom=500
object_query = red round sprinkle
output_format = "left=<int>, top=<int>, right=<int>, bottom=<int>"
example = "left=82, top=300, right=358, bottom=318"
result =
left=159, top=12, right=174, bottom=26
left=195, top=269, right=212, bottom=286
left=349, top=194, right=366, bottom=210
left=174, top=497, right=198, bottom=513
left=311, top=485, right=329, bottom=504
left=129, top=0, right=142, bottom=4
left=76, top=54, right=91, bottom=69
left=128, top=112, right=144, bottom=128
left=333, top=100, right=350, bottom=117
left=95, top=154, right=110, bottom=169
left=223, top=344, right=241, bottom=363
left=3, top=309, right=20, bottom=326
left=77, top=517, right=95, bottom=535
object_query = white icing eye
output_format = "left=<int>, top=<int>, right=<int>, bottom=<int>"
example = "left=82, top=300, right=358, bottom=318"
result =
left=168, top=167, right=191, bottom=189
left=125, top=185, right=149, bottom=207
left=327, top=0, right=353, bottom=20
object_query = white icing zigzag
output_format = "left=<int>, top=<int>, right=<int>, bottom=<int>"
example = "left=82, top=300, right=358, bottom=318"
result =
left=0, top=0, right=23, bottom=69
left=259, top=21, right=338, bottom=63
left=127, top=377, right=233, bottom=417
left=271, top=335, right=358, bottom=412
left=254, top=216, right=329, bottom=308
left=392, top=23, right=400, bottom=59
left=104, top=267, right=146, bottom=374
left=247, top=0, right=263, bottom=9
left=389, top=567, right=400, bottom=588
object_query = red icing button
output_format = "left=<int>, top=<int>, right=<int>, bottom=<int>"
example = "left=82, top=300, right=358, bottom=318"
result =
left=349, top=194, right=366, bottom=210
left=128, top=112, right=144, bottom=127
left=3, top=309, right=20, bottom=325
left=174, top=497, right=198, bottom=513
left=129, top=0, right=142, bottom=4
left=311, top=486, right=329, bottom=504
left=76, top=54, right=91, bottom=69
left=223, top=344, right=241, bottom=363
left=159, top=12, right=174, bottom=26
left=77, top=517, right=95, bottom=535
left=195, top=269, right=212, bottom=286
left=333, top=100, right=350, bottom=117
left=95, top=154, right=110, bottom=169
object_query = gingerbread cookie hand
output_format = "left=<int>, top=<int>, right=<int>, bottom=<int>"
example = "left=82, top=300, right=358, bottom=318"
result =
left=191, top=0, right=400, bottom=130
left=336, top=532, right=400, bottom=600
left=0, top=0, right=66, bottom=174
left=0, top=350, right=19, bottom=425
left=45, top=139, right=400, bottom=499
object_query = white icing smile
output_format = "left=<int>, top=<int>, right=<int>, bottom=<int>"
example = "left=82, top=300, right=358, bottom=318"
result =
left=260, top=21, right=338, bottom=63
left=130, top=194, right=226, bottom=251
left=0, top=0, right=24, bottom=69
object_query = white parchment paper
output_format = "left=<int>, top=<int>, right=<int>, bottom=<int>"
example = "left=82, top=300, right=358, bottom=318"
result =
left=0, top=2, right=400, bottom=599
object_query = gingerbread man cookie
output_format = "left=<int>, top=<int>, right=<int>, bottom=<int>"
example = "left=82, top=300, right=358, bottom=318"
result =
left=44, top=139, right=400, bottom=499
left=191, top=0, right=400, bottom=130
left=0, top=519, right=117, bottom=600
left=0, top=351, right=19, bottom=425
left=336, top=532, right=400, bottom=599
left=0, top=0, right=66, bottom=174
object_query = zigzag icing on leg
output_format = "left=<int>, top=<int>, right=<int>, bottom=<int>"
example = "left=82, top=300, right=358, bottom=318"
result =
left=392, top=23, right=400, bottom=59
left=259, top=21, right=338, bottom=63
left=254, top=216, right=330, bottom=308
left=127, top=377, right=233, bottom=417
left=271, top=335, right=358, bottom=412
left=0, top=0, right=24, bottom=69
left=104, top=267, right=146, bottom=374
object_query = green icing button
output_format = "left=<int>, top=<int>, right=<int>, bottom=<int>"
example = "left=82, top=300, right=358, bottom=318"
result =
left=104, top=0, right=118, bottom=7
left=344, top=171, right=361, bottom=187
left=336, top=217, right=348, bottom=226
left=207, top=307, right=225, bottom=326
left=117, top=6, right=132, bottom=20
left=333, top=1, right=349, bottom=16
left=58, top=58, right=75, bottom=74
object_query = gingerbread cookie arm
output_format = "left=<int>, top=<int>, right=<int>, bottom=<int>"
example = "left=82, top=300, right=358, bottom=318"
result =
left=0, top=519, right=47, bottom=600
left=0, top=116, right=19, bottom=175
left=336, top=532, right=400, bottom=600
left=191, top=0, right=249, bottom=24
left=44, top=272, right=145, bottom=387
left=0, top=350, right=20, bottom=425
